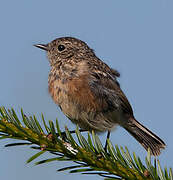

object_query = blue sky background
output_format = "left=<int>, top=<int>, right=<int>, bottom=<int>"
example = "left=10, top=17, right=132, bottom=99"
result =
left=0, top=0, right=172, bottom=179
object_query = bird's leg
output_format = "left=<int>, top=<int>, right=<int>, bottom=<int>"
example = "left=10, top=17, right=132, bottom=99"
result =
left=58, top=129, right=87, bottom=141
left=104, top=131, right=111, bottom=152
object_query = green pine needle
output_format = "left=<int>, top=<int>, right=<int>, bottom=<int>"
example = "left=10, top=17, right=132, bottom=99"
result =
left=0, top=107, right=171, bottom=180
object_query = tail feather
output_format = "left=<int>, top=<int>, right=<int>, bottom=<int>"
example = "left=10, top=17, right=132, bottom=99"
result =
left=124, top=118, right=166, bottom=156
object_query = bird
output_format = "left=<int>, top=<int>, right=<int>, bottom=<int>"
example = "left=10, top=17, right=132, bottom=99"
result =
left=34, top=37, right=166, bottom=156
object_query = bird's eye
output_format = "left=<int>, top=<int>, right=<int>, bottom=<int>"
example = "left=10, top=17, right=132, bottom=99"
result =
left=58, top=45, right=65, bottom=51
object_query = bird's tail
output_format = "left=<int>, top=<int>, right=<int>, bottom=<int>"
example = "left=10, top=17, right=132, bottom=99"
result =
left=124, top=117, right=166, bottom=156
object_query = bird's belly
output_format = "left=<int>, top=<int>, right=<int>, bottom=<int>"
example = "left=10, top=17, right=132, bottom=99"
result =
left=59, top=98, right=121, bottom=132
left=48, top=78, right=122, bottom=132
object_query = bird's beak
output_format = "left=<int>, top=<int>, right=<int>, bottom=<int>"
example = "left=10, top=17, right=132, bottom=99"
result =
left=34, top=44, right=49, bottom=51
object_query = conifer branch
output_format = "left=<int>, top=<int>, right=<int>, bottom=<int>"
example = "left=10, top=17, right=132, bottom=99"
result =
left=0, top=107, right=172, bottom=180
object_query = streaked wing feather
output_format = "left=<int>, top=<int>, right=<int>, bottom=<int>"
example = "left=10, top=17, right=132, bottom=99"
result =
left=89, top=71, right=133, bottom=115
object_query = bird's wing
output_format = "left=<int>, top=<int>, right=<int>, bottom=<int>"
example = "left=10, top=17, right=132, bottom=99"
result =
left=89, top=71, right=134, bottom=116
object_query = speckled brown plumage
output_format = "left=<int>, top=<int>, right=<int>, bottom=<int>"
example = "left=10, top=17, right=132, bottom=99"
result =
left=34, top=37, right=166, bottom=156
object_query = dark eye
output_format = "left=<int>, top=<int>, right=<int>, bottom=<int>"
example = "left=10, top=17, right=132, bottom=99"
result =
left=58, top=45, right=65, bottom=51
